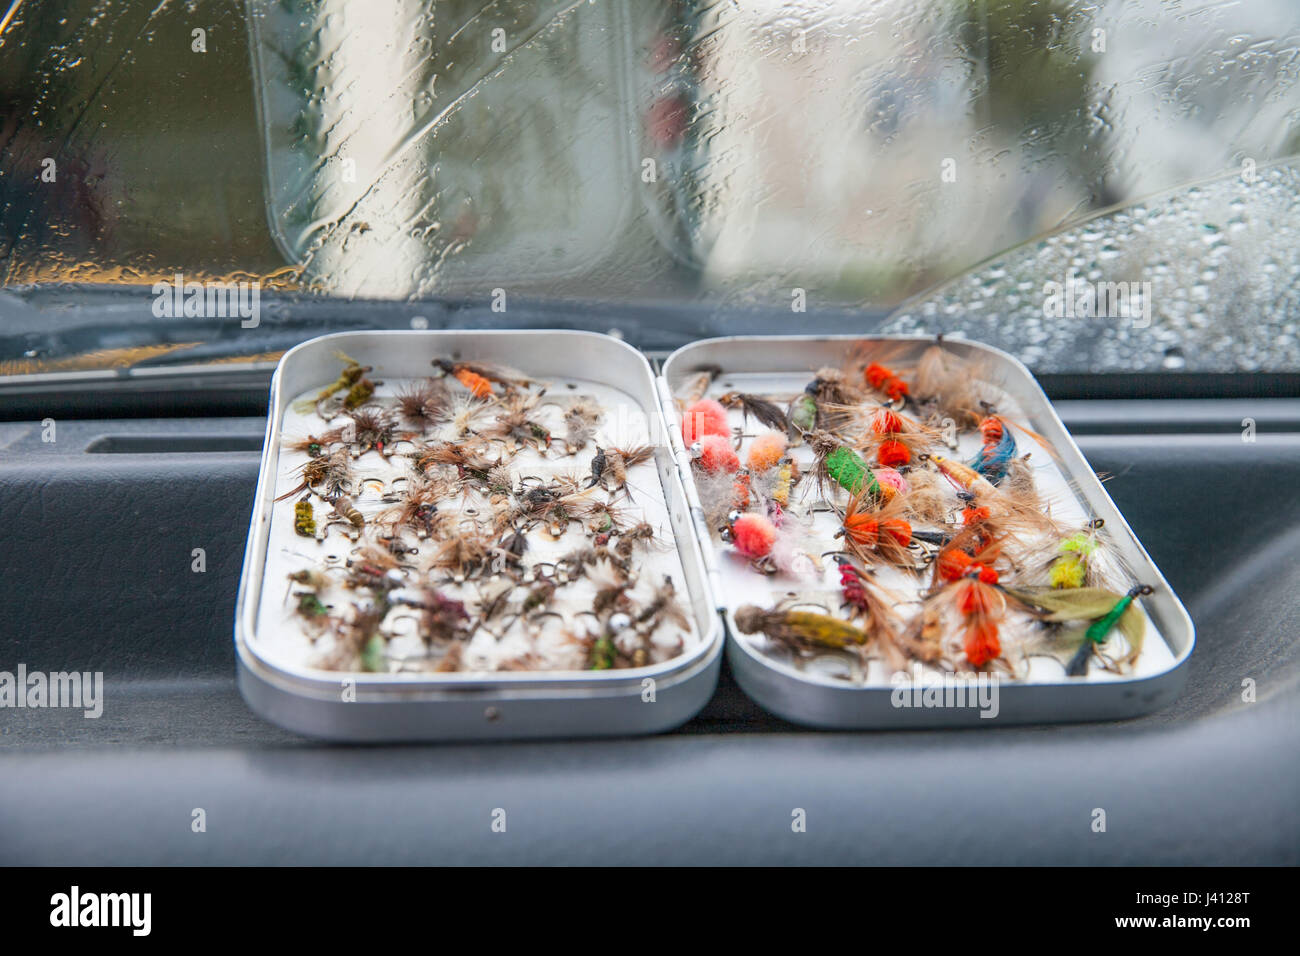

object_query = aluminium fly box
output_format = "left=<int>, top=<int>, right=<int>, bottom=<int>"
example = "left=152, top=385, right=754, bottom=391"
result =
left=235, top=330, right=722, bottom=741
left=237, top=330, right=1194, bottom=739
left=657, top=335, right=1195, bottom=728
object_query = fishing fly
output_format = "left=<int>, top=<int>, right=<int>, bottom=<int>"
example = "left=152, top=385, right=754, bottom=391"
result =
left=480, top=391, right=553, bottom=453
left=560, top=397, right=603, bottom=454
left=924, top=531, right=1016, bottom=670
left=431, top=358, right=532, bottom=398
left=733, top=603, right=871, bottom=652
left=806, top=431, right=882, bottom=501
left=1011, top=583, right=1152, bottom=676
left=863, top=361, right=910, bottom=404
left=832, top=557, right=939, bottom=668
left=1048, top=519, right=1106, bottom=589
left=836, top=493, right=915, bottom=569
left=859, top=404, right=939, bottom=468
left=292, top=352, right=374, bottom=415
left=396, top=377, right=452, bottom=429
left=275, top=448, right=353, bottom=502
left=717, top=391, right=791, bottom=433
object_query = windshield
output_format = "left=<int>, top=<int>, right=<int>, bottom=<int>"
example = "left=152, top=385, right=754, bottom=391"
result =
left=3, top=0, right=1300, bottom=376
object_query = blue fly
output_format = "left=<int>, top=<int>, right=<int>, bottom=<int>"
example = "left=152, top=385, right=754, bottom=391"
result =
left=970, top=426, right=1016, bottom=483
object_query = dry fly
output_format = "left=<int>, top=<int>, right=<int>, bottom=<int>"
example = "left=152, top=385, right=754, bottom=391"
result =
left=343, top=407, right=402, bottom=457
left=717, top=391, right=790, bottom=433
left=561, top=397, right=603, bottom=454
left=633, top=576, right=690, bottom=635
left=508, top=480, right=597, bottom=534
left=578, top=497, right=632, bottom=538
left=997, top=455, right=1044, bottom=512
left=588, top=444, right=654, bottom=496
left=475, top=464, right=514, bottom=500
left=410, top=439, right=497, bottom=482
left=803, top=430, right=857, bottom=501
left=493, top=527, right=530, bottom=571
left=892, top=466, right=950, bottom=525
left=378, top=475, right=457, bottom=538
left=275, top=448, right=352, bottom=501
left=843, top=404, right=942, bottom=466
left=473, top=577, right=520, bottom=628
left=589, top=558, right=634, bottom=616
left=396, top=377, right=452, bottom=429
left=553, top=545, right=614, bottom=580
left=613, top=521, right=663, bottom=558
left=805, top=368, right=868, bottom=432
left=447, top=393, right=493, bottom=437
left=479, top=391, right=553, bottom=452
left=925, top=454, right=1062, bottom=541
left=832, top=558, right=936, bottom=669
left=344, top=545, right=405, bottom=590
left=837, top=493, right=918, bottom=570
left=912, top=343, right=991, bottom=428
left=427, top=526, right=493, bottom=582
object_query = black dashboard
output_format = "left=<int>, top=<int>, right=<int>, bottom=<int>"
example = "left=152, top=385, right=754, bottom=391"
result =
left=2, top=389, right=1296, bottom=865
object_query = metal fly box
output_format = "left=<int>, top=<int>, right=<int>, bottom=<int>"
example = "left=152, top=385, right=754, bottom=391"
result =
left=238, top=330, right=1193, bottom=738
left=657, top=335, right=1194, bottom=728
left=235, top=330, right=722, bottom=741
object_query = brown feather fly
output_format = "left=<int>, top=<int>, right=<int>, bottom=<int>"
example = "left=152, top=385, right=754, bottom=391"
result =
left=717, top=391, right=790, bottom=433
left=912, top=344, right=991, bottom=428
left=343, top=407, right=402, bottom=457
left=427, top=525, right=492, bottom=582
left=410, top=439, right=498, bottom=481
left=479, top=391, right=553, bottom=452
left=561, top=397, right=603, bottom=454
left=396, top=377, right=452, bottom=428
left=275, top=448, right=353, bottom=501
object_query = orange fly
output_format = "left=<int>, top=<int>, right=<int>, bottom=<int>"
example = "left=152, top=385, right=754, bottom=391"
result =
left=837, top=493, right=915, bottom=568
left=930, top=531, right=1011, bottom=669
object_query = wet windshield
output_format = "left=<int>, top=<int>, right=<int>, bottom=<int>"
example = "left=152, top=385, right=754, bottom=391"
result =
left=2, top=0, right=1299, bottom=375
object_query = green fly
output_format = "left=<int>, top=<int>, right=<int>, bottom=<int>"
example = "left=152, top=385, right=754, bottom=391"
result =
left=1067, top=585, right=1154, bottom=676
left=788, top=387, right=818, bottom=435
left=1010, top=584, right=1153, bottom=676
left=805, top=430, right=881, bottom=500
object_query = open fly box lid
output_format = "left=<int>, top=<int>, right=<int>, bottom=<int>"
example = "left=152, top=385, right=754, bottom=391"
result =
left=236, top=330, right=722, bottom=741
left=658, top=335, right=1195, bottom=728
